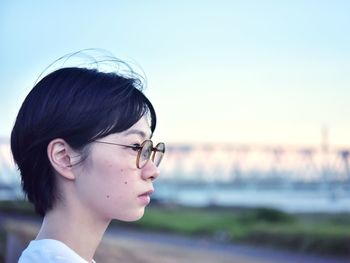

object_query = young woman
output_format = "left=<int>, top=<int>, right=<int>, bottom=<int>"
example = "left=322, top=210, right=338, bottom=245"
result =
left=11, top=58, right=165, bottom=262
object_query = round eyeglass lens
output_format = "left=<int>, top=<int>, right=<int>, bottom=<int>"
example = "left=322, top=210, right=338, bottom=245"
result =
left=153, top=143, right=165, bottom=167
left=138, top=140, right=153, bottom=168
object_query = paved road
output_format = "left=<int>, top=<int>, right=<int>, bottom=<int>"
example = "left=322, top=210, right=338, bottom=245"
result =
left=1, top=212, right=349, bottom=263
left=99, top=227, right=350, bottom=263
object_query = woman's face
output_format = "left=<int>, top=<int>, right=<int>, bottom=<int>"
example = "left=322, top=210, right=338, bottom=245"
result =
left=74, top=116, right=160, bottom=222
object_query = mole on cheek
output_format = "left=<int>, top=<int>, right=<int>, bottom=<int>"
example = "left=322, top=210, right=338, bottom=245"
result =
left=106, top=195, right=110, bottom=198
left=124, top=181, right=128, bottom=185
left=120, top=169, right=124, bottom=172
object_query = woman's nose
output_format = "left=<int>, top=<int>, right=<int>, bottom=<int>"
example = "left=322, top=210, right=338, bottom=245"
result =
left=141, top=160, right=160, bottom=181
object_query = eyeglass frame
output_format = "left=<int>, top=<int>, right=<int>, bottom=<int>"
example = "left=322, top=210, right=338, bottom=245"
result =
left=93, top=139, right=165, bottom=169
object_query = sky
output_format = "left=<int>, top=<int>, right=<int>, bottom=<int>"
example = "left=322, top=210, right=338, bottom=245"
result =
left=1, top=0, right=349, bottom=147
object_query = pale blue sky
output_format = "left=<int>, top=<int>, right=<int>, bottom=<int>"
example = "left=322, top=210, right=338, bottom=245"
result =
left=1, top=1, right=349, bottom=147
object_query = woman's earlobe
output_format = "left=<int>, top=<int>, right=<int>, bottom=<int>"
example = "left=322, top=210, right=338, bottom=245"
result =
left=47, top=139, right=76, bottom=180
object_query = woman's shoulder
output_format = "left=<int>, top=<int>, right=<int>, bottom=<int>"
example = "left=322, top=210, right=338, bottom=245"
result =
left=19, top=239, right=92, bottom=263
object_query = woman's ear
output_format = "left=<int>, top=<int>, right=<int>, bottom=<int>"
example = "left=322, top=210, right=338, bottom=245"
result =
left=47, top=139, right=77, bottom=180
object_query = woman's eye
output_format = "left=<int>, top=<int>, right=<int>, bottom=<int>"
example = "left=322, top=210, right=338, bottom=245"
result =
left=131, top=144, right=141, bottom=151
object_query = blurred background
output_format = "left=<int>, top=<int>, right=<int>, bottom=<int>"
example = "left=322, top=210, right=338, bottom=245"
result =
left=1, top=1, right=350, bottom=262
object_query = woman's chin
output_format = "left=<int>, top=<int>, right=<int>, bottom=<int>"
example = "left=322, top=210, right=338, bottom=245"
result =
left=116, top=208, right=145, bottom=222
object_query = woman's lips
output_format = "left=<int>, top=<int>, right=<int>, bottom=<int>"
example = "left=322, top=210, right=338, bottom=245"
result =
left=138, top=193, right=151, bottom=204
left=138, top=190, right=153, bottom=205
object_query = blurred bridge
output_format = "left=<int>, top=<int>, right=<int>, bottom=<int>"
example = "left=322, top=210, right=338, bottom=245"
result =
left=0, top=138, right=21, bottom=199
left=161, top=143, right=350, bottom=187
left=1, top=138, right=350, bottom=198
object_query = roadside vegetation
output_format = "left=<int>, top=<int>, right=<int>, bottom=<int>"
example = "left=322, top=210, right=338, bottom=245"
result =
left=128, top=205, right=350, bottom=256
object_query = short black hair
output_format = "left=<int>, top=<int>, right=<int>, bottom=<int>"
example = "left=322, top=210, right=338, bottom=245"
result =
left=11, top=66, right=156, bottom=217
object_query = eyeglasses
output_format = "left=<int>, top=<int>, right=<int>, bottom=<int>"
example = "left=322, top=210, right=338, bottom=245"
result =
left=94, top=139, right=165, bottom=169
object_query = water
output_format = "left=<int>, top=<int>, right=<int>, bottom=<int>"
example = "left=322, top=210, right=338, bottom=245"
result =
left=1, top=170, right=350, bottom=213
left=154, top=183, right=350, bottom=213
left=1, top=177, right=350, bottom=213
left=1, top=180, right=350, bottom=213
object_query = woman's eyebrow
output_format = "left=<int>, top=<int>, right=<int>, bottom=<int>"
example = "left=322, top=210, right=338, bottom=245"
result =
left=124, top=129, right=152, bottom=139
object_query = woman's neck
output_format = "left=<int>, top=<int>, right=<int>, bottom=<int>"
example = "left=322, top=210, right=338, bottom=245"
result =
left=36, top=202, right=110, bottom=262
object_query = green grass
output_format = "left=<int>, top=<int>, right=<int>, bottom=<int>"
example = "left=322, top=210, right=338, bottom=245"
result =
left=243, top=222, right=350, bottom=255
left=115, top=205, right=350, bottom=256
left=0, top=200, right=35, bottom=215
left=132, top=207, right=239, bottom=235
left=0, top=224, right=6, bottom=263
left=1, top=200, right=350, bottom=256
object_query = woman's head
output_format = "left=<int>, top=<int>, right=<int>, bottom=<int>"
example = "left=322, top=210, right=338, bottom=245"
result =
left=11, top=66, right=159, bottom=217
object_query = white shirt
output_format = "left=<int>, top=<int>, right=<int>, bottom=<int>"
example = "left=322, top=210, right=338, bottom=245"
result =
left=19, top=239, right=96, bottom=263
